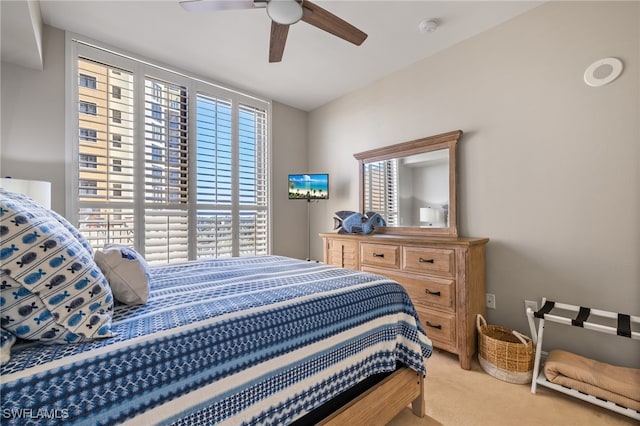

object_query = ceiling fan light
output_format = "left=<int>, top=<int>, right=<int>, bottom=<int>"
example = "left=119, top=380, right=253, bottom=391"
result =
left=267, top=0, right=303, bottom=25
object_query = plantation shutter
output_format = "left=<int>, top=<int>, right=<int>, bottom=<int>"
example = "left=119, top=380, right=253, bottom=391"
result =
left=72, top=42, right=270, bottom=264
left=238, top=104, right=268, bottom=256
left=364, top=159, right=399, bottom=225
left=143, top=77, right=189, bottom=264
left=195, top=95, right=234, bottom=258
left=194, top=98, right=268, bottom=258
left=76, top=58, right=136, bottom=248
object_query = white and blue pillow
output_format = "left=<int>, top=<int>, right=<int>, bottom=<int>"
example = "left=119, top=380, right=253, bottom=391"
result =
left=0, top=328, right=16, bottom=365
left=95, top=244, right=150, bottom=305
left=0, top=188, right=115, bottom=364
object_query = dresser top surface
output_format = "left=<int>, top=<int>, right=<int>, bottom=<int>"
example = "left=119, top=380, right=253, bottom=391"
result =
left=320, top=232, right=489, bottom=247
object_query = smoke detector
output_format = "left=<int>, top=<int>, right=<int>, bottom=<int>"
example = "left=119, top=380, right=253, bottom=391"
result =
left=419, top=19, right=439, bottom=34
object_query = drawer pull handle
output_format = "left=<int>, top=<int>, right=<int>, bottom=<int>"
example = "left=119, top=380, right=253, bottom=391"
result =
left=426, top=321, right=442, bottom=330
left=419, top=258, right=435, bottom=264
left=373, top=253, right=385, bottom=258
left=425, top=289, right=441, bottom=296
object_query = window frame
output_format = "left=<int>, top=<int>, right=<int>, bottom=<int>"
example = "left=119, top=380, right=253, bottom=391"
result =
left=79, top=73, right=97, bottom=89
left=112, top=85, right=122, bottom=99
left=79, top=101, right=97, bottom=116
left=78, top=179, right=98, bottom=196
left=66, top=34, right=272, bottom=261
left=79, top=154, right=98, bottom=169
left=79, top=127, right=98, bottom=142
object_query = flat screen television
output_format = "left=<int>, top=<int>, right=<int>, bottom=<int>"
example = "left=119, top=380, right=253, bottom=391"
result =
left=288, top=173, right=329, bottom=200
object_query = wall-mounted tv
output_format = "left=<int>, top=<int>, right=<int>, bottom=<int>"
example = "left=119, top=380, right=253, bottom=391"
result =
left=288, top=173, right=329, bottom=200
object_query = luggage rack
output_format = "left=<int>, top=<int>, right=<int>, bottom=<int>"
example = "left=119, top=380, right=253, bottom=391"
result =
left=526, top=298, right=640, bottom=421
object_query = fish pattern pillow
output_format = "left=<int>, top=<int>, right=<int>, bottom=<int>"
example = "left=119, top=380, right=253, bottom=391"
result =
left=0, top=189, right=115, bottom=362
left=0, top=188, right=95, bottom=257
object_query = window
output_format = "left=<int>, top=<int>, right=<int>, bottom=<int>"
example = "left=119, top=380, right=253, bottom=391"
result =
left=79, top=101, right=97, bottom=115
left=80, top=154, right=98, bottom=169
left=71, top=46, right=270, bottom=265
left=76, top=58, right=136, bottom=249
left=113, top=183, right=122, bottom=198
left=112, top=85, right=121, bottom=99
left=151, top=146, right=163, bottom=162
left=79, top=73, right=97, bottom=89
left=79, top=128, right=98, bottom=142
left=193, top=96, right=268, bottom=258
left=79, top=179, right=98, bottom=196
left=152, top=82, right=162, bottom=100
left=151, top=103, right=162, bottom=120
left=150, top=126, right=164, bottom=143
left=364, top=159, right=399, bottom=226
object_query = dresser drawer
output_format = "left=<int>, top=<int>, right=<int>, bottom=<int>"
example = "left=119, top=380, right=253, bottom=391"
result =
left=326, top=239, right=358, bottom=269
left=403, top=247, right=455, bottom=277
left=417, top=309, right=456, bottom=348
left=360, top=243, right=400, bottom=269
left=367, top=267, right=455, bottom=311
left=400, top=275, right=455, bottom=311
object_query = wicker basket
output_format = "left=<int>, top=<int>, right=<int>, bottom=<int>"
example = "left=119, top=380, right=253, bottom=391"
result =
left=476, top=314, right=534, bottom=384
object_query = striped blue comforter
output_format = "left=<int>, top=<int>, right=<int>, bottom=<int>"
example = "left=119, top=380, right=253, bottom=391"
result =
left=0, top=255, right=432, bottom=425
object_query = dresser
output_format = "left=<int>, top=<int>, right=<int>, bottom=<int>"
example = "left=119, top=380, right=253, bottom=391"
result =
left=321, top=233, right=489, bottom=370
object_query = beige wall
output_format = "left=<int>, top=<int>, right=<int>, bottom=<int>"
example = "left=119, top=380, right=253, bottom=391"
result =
left=307, top=2, right=639, bottom=366
left=271, top=101, right=309, bottom=259
left=1, top=25, right=309, bottom=260
left=1, top=25, right=66, bottom=211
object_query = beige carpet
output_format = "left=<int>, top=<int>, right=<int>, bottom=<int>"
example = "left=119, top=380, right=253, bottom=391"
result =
left=387, top=350, right=638, bottom=426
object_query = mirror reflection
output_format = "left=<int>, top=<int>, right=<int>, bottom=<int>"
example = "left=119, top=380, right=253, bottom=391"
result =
left=364, top=148, right=449, bottom=228
left=355, top=130, right=461, bottom=237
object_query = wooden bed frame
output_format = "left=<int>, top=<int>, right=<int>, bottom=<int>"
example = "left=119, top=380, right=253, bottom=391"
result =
left=321, top=367, right=426, bottom=425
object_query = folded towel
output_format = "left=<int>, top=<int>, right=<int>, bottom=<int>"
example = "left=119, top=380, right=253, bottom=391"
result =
left=544, top=349, right=640, bottom=411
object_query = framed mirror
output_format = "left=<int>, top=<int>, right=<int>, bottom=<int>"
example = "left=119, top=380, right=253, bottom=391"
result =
left=354, top=130, right=461, bottom=237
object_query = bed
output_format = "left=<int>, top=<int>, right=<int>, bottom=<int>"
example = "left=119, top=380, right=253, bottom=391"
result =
left=0, top=190, right=432, bottom=425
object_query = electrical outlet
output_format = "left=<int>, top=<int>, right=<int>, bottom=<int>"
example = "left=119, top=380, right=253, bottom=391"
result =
left=524, top=300, right=539, bottom=315
left=486, top=293, right=496, bottom=309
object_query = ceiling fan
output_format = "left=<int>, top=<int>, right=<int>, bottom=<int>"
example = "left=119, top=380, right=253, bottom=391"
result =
left=179, top=0, right=368, bottom=63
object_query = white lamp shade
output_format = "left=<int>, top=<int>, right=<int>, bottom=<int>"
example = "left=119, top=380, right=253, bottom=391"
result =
left=420, top=207, right=436, bottom=223
left=1, top=178, right=52, bottom=209
left=420, top=206, right=444, bottom=225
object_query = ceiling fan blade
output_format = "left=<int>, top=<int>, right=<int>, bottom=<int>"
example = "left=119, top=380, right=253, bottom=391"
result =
left=301, top=0, right=367, bottom=46
left=179, top=0, right=263, bottom=13
left=269, top=21, right=290, bottom=63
